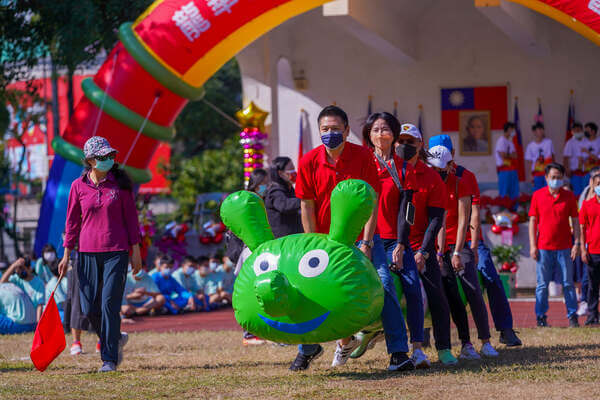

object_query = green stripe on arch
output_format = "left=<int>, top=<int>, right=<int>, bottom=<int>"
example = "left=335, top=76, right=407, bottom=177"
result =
left=51, top=137, right=153, bottom=184
left=81, top=78, right=175, bottom=142
left=118, top=22, right=206, bottom=100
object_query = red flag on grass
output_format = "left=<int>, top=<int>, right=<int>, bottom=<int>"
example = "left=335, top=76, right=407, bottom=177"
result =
left=30, top=289, right=66, bottom=372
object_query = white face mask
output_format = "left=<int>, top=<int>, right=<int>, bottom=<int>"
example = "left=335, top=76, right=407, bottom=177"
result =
left=44, top=252, right=56, bottom=263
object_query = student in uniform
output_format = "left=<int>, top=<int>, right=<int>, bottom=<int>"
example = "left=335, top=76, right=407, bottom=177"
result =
left=35, top=244, right=58, bottom=285
left=495, top=122, right=520, bottom=201
left=152, top=256, right=197, bottom=314
left=0, top=282, right=37, bottom=334
left=564, top=122, right=592, bottom=196
left=0, top=256, right=46, bottom=321
left=525, top=123, right=554, bottom=191
left=121, top=267, right=166, bottom=317
left=172, top=256, right=209, bottom=310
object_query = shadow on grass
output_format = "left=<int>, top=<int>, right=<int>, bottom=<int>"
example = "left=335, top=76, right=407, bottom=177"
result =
left=324, top=343, right=600, bottom=381
left=0, top=362, right=35, bottom=373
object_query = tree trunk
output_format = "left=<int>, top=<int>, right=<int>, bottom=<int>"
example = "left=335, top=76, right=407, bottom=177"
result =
left=50, top=59, right=60, bottom=139
left=11, top=134, right=27, bottom=257
left=67, top=67, right=74, bottom=119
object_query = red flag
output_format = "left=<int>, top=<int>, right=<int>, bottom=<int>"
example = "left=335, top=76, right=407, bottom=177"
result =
left=30, top=291, right=66, bottom=372
left=565, top=92, right=575, bottom=143
left=513, top=98, right=526, bottom=181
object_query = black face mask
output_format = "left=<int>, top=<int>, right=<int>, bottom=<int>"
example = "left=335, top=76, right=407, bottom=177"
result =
left=19, top=269, right=29, bottom=279
left=438, top=170, right=448, bottom=181
left=396, top=144, right=417, bottom=160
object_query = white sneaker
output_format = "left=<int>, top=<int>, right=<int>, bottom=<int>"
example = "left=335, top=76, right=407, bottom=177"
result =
left=577, top=301, right=589, bottom=317
left=411, top=348, right=431, bottom=369
left=70, top=342, right=83, bottom=356
left=459, top=343, right=481, bottom=360
left=331, top=336, right=359, bottom=367
left=480, top=342, right=499, bottom=357
left=117, top=332, right=129, bottom=366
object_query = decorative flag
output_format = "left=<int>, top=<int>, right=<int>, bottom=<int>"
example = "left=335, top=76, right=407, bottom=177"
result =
left=535, top=98, right=544, bottom=124
left=30, top=290, right=66, bottom=372
left=393, top=101, right=398, bottom=119
left=441, top=86, right=508, bottom=132
left=418, top=104, right=424, bottom=139
left=565, top=91, right=575, bottom=143
left=363, top=95, right=373, bottom=146
left=513, top=97, right=526, bottom=181
left=298, top=110, right=304, bottom=163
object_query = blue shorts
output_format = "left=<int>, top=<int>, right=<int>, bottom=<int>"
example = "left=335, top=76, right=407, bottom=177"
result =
left=0, top=315, right=36, bottom=335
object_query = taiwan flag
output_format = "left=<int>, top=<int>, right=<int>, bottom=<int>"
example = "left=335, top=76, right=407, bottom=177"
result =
left=441, top=86, right=508, bottom=132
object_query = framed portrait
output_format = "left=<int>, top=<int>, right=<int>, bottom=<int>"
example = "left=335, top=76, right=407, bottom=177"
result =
left=458, top=110, right=491, bottom=156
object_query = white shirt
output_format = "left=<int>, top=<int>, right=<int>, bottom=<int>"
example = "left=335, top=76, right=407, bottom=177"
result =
left=495, top=135, right=516, bottom=167
left=564, top=136, right=591, bottom=171
left=524, top=138, right=554, bottom=171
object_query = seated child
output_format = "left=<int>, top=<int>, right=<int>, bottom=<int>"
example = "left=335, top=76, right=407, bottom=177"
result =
left=121, top=267, right=166, bottom=317
left=45, top=265, right=69, bottom=322
left=214, top=256, right=235, bottom=305
left=0, top=282, right=37, bottom=334
left=35, top=244, right=59, bottom=285
left=148, top=251, right=166, bottom=278
left=173, top=256, right=209, bottom=311
left=152, top=256, right=197, bottom=314
left=0, top=256, right=46, bottom=321
left=195, top=260, right=228, bottom=308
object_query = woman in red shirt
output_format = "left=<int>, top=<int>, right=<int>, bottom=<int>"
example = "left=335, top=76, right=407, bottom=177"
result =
left=58, top=136, right=142, bottom=373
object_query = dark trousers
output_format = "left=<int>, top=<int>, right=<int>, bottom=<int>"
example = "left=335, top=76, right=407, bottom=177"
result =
left=587, top=253, right=600, bottom=318
left=441, top=246, right=491, bottom=344
left=421, top=252, right=452, bottom=350
left=78, top=251, right=128, bottom=363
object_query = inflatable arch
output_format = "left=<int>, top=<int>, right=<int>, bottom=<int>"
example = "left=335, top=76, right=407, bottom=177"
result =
left=35, top=0, right=600, bottom=254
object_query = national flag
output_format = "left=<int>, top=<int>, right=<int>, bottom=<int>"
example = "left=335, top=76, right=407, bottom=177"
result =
left=565, top=92, right=575, bottom=143
left=30, top=289, right=66, bottom=372
left=363, top=96, right=373, bottom=146
left=418, top=104, right=424, bottom=139
left=513, top=98, right=526, bottom=181
left=298, top=110, right=304, bottom=163
left=441, top=86, right=508, bottom=132
left=535, top=99, right=543, bottom=124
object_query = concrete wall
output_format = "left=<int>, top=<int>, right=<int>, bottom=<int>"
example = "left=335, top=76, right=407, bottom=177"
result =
left=237, top=0, right=600, bottom=184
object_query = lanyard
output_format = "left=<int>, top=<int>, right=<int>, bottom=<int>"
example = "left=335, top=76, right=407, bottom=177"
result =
left=375, top=153, right=405, bottom=191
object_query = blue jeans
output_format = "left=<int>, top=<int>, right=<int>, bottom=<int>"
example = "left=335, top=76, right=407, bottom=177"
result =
left=498, top=170, right=519, bottom=200
left=533, top=175, right=547, bottom=192
left=299, top=235, right=410, bottom=356
left=535, top=249, right=578, bottom=319
left=382, top=239, right=424, bottom=344
left=570, top=174, right=588, bottom=197
left=468, top=240, right=513, bottom=331
left=79, top=251, right=128, bottom=363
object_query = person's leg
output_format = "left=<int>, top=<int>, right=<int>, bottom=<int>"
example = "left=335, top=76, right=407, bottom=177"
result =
left=72, top=328, right=82, bottom=342
left=557, top=249, right=579, bottom=320
left=586, top=255, right=600, bottom=321
left=421, top=254, right=452, bottom=351
left=581, top=257, right=590, bottom=305
left=535, top=250, right=553, bottom=318
left=99, top=251, right=129, bottom=364
left=298, top=344, right=321, bottom=356
left=377, top=238, right=410, bottom=354
left=508, top=170, right=520, bottom=201
left=440, top=252, right=471, bottom=345
left=477, top=241, right=513, bottom=331
left=394, top=246, right=424, bottom=345
left=77, top=253, right=103, bottom=339
left=458, top=248, right=491, bottom=342
left=498, top=171, right=508, bottom=198
left=121, top=304, right=136, bottom=317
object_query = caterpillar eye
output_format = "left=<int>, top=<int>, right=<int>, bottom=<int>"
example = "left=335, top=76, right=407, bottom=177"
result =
left=253, top=253, right=279, bottom=276
left=298, top=250, right=329, bottom=278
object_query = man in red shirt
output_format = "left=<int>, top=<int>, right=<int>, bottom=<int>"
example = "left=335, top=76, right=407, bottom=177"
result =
left=579, top=170, right=600, bottom=325
left=291, top=105, right=380, bottom=371
left=529, top=163, right=581, bottom=327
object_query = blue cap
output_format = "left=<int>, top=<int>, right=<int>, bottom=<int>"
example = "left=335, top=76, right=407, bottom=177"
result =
left=428, top=134, right=453, bottom=152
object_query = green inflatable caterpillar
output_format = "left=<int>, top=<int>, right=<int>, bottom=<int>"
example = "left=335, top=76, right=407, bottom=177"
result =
left=220, top=179, right=384, bottom=344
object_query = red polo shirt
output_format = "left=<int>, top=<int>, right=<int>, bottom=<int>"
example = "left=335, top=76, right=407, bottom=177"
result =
left=579, top=196, right=600, bottom=254
left=296, top=142, right=380, bottom=234
left=374, top=154, right=417, bottom=239
left=444, top=172, right=471, bottom=249
left=528, top=187, right=578, bottom=250
left=409, top=161, right=447, bottom=251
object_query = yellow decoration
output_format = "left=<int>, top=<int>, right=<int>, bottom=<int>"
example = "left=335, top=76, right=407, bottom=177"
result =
left=236, top=102, right=269, bottom=131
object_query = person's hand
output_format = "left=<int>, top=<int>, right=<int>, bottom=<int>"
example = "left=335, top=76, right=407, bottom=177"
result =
left=582, top=247, right=590, bottom=264
left=170, top=300, right=179, bottom=310
left=451, top=253, right=464, bottom=273
left=571, top=244, right=580, bottom=261
left=530, top=246, right=539, bottom=261
left=58, top=256, right=69, bottom=278
left=471, top=245, right=479, bottom=266
left=134, top=287, right=145, bottom=295
left=131, top=251, right=142, bottom=276
left=187, top=296, right=196, bottom=311
left=414, top=252, right=426, bottom=273
left=436, top=253, right=444, bottom=268
left=359, top=243, right=371, bottom=260
left=391, top=243, right=405, bottom=272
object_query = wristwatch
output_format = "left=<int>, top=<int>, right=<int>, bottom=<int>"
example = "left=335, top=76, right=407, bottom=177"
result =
left=417, top=249, right=430, bottom=260
left=357, top=240, right=374, bottom=249
left=452, top=251, right=461, bottom=258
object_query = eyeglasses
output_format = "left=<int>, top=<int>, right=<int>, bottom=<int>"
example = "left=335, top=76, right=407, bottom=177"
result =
left=371, top=128, right=393, bottom=136
left=95, top=153, right=116, bottom=162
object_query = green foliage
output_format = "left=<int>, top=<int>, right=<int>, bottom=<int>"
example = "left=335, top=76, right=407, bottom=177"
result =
left=491, top=244, right=523, bottom=265
left=170, top=138, right=243, bottom=219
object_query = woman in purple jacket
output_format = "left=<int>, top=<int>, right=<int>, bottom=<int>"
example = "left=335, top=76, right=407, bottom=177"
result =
left=58, top=136, right=142, bottom=373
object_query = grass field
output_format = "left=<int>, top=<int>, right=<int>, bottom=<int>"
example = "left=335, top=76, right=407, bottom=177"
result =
left=1, top=327, right=600, bottom=399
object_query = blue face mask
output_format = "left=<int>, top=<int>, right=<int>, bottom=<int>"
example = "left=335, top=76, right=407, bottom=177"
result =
left=95, top=158, right=114, bottom=172
left=595, top=186, right=600, bottom=197
left=548, top=178, right=563, bottom=190
left=321, top=131, right=344, bottom=149
left=161, top=268, right=172, bottom=278
left=257, top=184, right=267, bottom=196
left=184, top=267, right=195, bottom=277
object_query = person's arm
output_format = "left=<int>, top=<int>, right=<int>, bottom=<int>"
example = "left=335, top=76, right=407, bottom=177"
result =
left=571, top=217, right=581, bottom=260
left=361, top=195, right=378, bottom=260
left=451, top=197, right=471, bottom=272
left=36, top=304, right=43, bottom=322
left=60, top=183, right=81, bottom=277
left=421, top=207, right=445, bottom=252
left=469, top=204, right=481, bottom=261
left=580, top=220, right=589, bottom=264
left=300, top=199, right=317, bottom=233
left=529, top=216, right=539, bottom=261
left=269, top=189, right=301, bottom=214
left=436, top=212, right=447, bottom=266
left=0, top=258, right=23, bottom=283
left=122, top=190, right=142, bottom=274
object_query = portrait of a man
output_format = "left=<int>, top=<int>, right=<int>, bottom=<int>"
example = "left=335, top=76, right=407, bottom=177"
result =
left=459, top=110, right=491, bottom=155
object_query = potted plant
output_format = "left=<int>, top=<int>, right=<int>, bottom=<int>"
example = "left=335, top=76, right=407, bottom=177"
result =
left=490, top=245, right=522, bottom=298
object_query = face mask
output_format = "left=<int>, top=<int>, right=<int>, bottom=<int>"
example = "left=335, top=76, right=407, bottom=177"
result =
left=396, top=144, right=417, bottom=160
left=573, top=132, right=584, bottom=140
left=595, top=186, right=600, bottom=197
left=321, top=131, right=344, bottom=149
left=209, top=261, right=218, bottom=270
left=95, top=158, right=114, bottom=172
left=184, top=267, right=195, bottom=277
left=286, top=171, right=297, bottom=183
left=509, top=131, right=516, bottom=139
left=548, top=179, right=563, bottom=190
left=19, top=269, right=29, bottom=279
left=225, top=259, right=234, bottom=268
left=161, top=268, right=172, bottom=277
left=127, top=265, right=132, bottom=273
left=257, top=184, right=267, bottom=196
left=44, top=252, right=56, bottom=263
left=438, top=170, right=448, bottom=181
left=135, top=270, right=146, bottom=279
